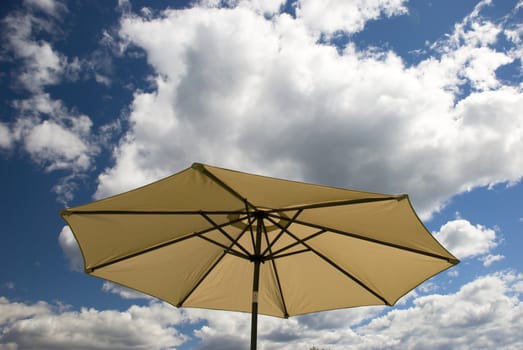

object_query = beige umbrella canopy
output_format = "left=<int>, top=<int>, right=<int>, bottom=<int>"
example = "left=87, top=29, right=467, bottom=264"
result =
left=61, top=163, right=459, bottom=350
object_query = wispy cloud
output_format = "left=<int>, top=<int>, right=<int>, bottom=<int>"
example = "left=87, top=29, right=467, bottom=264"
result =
left=0, top=0, right=120, bottom=203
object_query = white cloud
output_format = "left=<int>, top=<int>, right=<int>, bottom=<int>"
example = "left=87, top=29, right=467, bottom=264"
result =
left=1, top=2, right=104, bottom=202
left=427, top=1, right=514, bottom=93
left=353, top=271, right=523, bottom=350
left=481, top=254, right=504, bottom=266
left=187, top=271, right=523, bottom=349
left=11, top=93, right=97, bottom=173
left=295, top=0, right=408, bottom=36
left=24, top=120, right=91, bottom=171
left=0, top=297, right=193, bottom=350
left=58, top=225, right=83, bottom=272
left=93, top=3, right=523, bottom=222
left=2, top=7, right=69, bottom=93
left=3, top=271, right=522, bottom=349
left=433, top=219, right=498, bottom=260
left=0, top=123, right=14, bottom=149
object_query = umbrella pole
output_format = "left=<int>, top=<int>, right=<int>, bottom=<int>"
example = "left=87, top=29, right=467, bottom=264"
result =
left=250, top=213, right=263, bottom=350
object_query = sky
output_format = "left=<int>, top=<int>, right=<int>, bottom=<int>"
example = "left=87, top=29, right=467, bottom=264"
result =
left=0, top=0, right=522, bottom=348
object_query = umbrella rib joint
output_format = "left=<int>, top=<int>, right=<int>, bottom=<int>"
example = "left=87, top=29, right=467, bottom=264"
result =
left=249, top=210, right=268, bottom=262
left=200, top=211, right=253, bottom=258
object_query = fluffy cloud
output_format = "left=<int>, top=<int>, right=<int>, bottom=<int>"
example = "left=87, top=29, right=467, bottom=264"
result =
left=191, top=271, right=523, bottom=349
left=2, top=1, right=73, bottom=93
left=10, top=94, right=97, bottom=175
left=23, top=120, right=90, bottom=170
left=354, top=271, right=523, bottom=350
left=0, top=297, right=193, bottom=350
left=6, top=272, right=513, bottom=349
left=427, top=0, right=515, bottom=92
left=433, top=219, right=499, bottom=260
left=93, top=1, right=523, bottom=221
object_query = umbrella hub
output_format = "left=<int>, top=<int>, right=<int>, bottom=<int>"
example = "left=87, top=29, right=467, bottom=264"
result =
left=227, top=209, right=290, bottom=233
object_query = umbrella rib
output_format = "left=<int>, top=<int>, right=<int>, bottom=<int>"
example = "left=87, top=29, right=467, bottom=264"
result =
left=266, top=217, right=391, bottom=306
left=302, top=242, right=391, bottom=306
left=193, top=163, right=258, bottom=212
left=269, top=215, right=458, bottom=264
left=246, top=202, right=256, bottom=252
left=176, top=250, right=228, bottom=308
left=61, top=209, right=248, bottom=216
left=178, top=224, right=252, bottom=307
left=265, top=195, right=406, bottom=213
left=85, top=215, right=249, bottom=273
left=262, top=220, right=289, bottom=318
left=200, top=212, right=253, bottom=257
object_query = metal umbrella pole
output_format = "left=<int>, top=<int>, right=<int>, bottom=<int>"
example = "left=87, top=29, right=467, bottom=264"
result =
left=250, top=212, right=264, bottom=350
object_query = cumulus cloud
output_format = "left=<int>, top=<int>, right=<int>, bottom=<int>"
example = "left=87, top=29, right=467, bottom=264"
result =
left=353, top=271, right=523, bottom=350
left=433, top=219, right=499, bottom=260
left=190, top=271, right=523, bottom=349
left=92, top=1, right=523, bottom=222
left=10, top=93, right=98, bottom=176
left=0, top=297, right=194, bottom=349
left=23, top=120, right=90, bottom=170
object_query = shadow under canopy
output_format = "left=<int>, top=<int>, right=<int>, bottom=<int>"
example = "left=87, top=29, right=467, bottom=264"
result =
left=61, top=162, right=459, bottom=350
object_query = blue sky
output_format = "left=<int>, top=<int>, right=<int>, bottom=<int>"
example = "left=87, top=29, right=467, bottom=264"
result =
left=0, top=0, right=522, bottom=349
